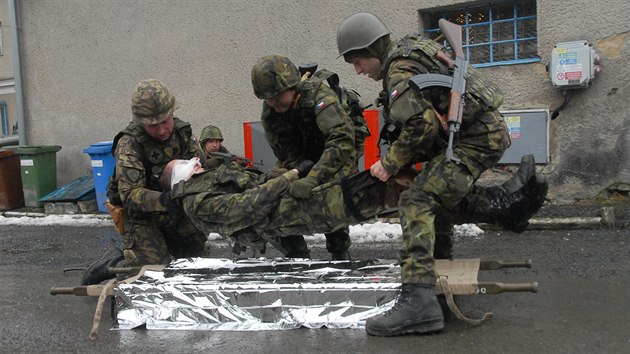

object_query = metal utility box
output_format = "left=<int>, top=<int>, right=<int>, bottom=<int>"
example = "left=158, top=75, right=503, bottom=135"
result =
left=549, top=41, right=598, bottom=89
left=499, top=109, right=549, bottom=164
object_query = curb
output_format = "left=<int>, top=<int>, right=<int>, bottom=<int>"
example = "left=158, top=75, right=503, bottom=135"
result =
left=0, top=209, right=624, bottom=230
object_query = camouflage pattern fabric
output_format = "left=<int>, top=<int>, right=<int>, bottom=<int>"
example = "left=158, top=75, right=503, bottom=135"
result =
left=199, top=125, right=224, bottom=143
left=131, top=79, right=180, bottom=125
left=110, top=117, right=206, bottom=266
left=251, top=55, right=301, bottom=99
left=260, top=71, right=358, bottom=253
left=379, top=36, right=511, bottom=284
left=173, top=165, right=525, bottom=256
left=175, top=169, right=392, bottom=241
left=261, top=80, right=357, bottom=184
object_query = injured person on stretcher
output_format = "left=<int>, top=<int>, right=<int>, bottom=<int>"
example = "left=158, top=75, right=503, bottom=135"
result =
left=161, top=154, right=547, bottom=255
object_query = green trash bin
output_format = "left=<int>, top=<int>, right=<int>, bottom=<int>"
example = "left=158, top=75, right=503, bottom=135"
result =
left=15, top=145, right=62, bottom=207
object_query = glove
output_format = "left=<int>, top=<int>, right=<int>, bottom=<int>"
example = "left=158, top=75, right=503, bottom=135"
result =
left=295, top=160, right=315, bottom=178
left=288, top=176, right=319, bottom=199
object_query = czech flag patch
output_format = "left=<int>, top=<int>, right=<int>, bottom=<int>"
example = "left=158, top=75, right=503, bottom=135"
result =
left=316, top=101, right=327, bottom=110
left=390, top=89, right=399, bottom=100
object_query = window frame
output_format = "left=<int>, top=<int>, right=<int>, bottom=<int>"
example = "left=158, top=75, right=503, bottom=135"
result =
left=421, top=0, right=540, bottom=67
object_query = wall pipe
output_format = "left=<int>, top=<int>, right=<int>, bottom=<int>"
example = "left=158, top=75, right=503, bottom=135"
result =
left=8, top=0, right=26, bottom=146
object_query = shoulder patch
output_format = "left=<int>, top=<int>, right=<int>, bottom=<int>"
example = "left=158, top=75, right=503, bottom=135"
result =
left=390, top=89, right=400, bottom=100
left=314, top=96, right=336, bottom=114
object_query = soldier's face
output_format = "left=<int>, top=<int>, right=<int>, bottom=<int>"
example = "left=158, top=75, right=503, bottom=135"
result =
left=350, top=57, right=382, bottom=81
left=265, top=89, right=296, bottom=113
left=204, top=139, right=222, bottom=154
left=144, top=114, right=174, bottom=142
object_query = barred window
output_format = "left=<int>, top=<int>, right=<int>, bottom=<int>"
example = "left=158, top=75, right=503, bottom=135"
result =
left=420, top=0, right=539, bottom=67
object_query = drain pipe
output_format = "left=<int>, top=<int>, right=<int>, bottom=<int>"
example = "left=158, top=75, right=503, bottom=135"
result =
left=8, top=0, right=26, bottom=146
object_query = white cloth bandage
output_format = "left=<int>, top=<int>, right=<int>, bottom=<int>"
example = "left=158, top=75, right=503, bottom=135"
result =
left=171, top=157, right=200, bottom=189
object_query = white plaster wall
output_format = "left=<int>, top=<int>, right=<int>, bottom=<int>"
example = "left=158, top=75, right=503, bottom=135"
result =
left=16, top=0, right=630, bottom=201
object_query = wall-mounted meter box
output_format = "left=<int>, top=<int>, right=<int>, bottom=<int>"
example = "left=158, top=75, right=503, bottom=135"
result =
left=549, top=41, right=598, bottom=89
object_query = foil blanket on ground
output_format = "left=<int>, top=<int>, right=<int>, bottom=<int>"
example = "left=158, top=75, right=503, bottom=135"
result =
left=114, top=258, right=401, bottom=330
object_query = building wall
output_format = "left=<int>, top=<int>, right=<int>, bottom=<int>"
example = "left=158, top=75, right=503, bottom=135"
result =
left=0, top=0, right=14, bottom=80
left=16, top=0, right=630, bottom=201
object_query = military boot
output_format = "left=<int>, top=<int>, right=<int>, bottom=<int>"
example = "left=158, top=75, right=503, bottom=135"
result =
left=279, top=235, right=311, bottom=258
left=463, top=171, right=548, bottom=233
left=81, top=248, right=125, bottom=285
left=366, top=284, right=444, bottom=336
left=326, top=228, right=352, bottom=260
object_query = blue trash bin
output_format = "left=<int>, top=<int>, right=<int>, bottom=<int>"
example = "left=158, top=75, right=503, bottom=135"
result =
left=83, top=141, right=115, bottom=213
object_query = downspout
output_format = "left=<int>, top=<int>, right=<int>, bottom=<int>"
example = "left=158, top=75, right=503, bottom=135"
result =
left=9, top=0, right=26, bottom=146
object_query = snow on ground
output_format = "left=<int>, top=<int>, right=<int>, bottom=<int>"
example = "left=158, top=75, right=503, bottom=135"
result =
left=0, top=214, right=484, bottom=242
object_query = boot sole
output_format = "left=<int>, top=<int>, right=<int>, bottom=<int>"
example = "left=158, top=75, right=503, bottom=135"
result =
left=510, top=175, right=549, bottom=233
left=366, top=317, right=444, bottom=336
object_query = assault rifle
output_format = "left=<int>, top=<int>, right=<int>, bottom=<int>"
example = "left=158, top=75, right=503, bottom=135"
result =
left=210, top=151, right=258, bottom=168
left=409, top=19, right=467, bottom=163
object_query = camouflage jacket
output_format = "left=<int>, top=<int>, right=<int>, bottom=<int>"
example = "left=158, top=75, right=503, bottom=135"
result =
left=379, top=36, right=510, bottom=174
left=172, top=165, right=294, bottom=237
left=110, top=118, right=203, bottom=217
left=260, top=78, right=357, bottom=183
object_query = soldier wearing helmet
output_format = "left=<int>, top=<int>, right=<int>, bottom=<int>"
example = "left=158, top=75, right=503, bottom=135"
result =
left=336, top=12, right=546, bottom=336
left=199, top=125, right=228, bottom=156
left=250, top=54, right=358, bottom=260
left=81, top=79, right=207, bottom=286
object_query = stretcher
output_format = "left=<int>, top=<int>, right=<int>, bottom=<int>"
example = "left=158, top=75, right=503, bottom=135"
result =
left=50, top=257, right=537, bottom=339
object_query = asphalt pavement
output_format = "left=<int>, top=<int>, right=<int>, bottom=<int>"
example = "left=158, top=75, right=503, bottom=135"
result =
left=0, top=200, right=629, bottom=353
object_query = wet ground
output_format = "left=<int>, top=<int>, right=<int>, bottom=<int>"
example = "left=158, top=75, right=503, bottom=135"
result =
left=1, top=212, right=629, bottom=353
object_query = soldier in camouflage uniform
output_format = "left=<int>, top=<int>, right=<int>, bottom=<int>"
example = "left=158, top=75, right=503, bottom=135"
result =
left=336, top=12, right=546, bottom=336
left=199, top=124, right=252, bottom=170
left=250, top=54, right=358, bottom=260
left=81, top=79, right=208, bottom=285
left=199, top=125, right=229, bottom=157
left=161, top=157, right=542, bottom=251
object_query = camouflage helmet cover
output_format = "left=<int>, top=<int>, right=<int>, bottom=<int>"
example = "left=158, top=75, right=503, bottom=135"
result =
left=251, top=55, right=301, bottom=99
left=200, top=125, right=224, bottom=143
left=337, top=12, right=391, bottom=57
left=131, top=79, right=180, bottom=125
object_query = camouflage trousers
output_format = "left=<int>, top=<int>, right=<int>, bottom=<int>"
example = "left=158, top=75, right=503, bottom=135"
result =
left=398, top=143, right=506, bottom=285
left=121, top=213, right=208, bottom=266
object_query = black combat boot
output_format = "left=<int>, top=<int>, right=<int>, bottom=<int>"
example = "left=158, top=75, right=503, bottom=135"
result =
left=279, top=235, right=311, bottom=258
left=366, top=283, right=444, bottom=336
left=461, top=155, right=548, bottom=233
left=81, top=248, right=125, bottom=285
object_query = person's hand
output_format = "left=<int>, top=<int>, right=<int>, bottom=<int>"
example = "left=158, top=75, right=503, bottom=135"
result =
left=160, top=191, right=181, bottom=217
left=370, top=160, right=392, bottom=182
left=288, top=176, right=319, bottom=199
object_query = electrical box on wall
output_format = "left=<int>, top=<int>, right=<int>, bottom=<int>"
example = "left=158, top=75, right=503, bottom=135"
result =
left=549, top=41, right=599, bottom=89
left=498, top=109, right=549, bottom=164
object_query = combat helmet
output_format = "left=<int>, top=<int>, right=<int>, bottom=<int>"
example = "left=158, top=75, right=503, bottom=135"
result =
left=200, top=125, right=224, bottom=143
left=131, top=79, right=180, bottom=125
left=337, top=12, right=391, bottom=60
left=251, top=55, right=301, bottom=99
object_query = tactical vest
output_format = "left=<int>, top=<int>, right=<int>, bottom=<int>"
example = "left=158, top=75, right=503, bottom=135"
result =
left=106, top=118, right=196, bottom=206
left=299, top=69, right=371, bottom=152
left=382, top=35, right=504, bottom=120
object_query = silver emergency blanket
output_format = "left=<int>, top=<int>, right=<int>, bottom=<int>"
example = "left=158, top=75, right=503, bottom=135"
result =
left=114, top=258, right=401, bottom=331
